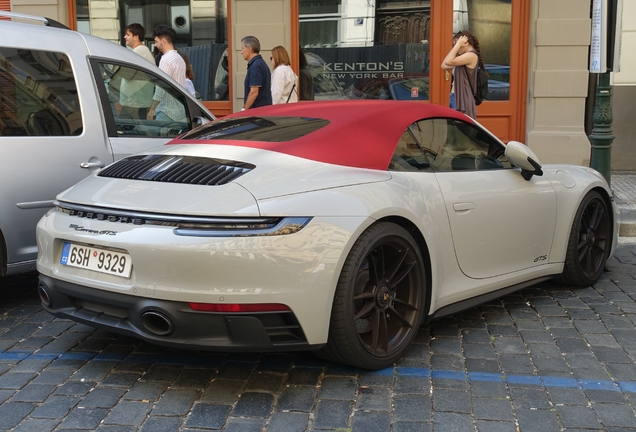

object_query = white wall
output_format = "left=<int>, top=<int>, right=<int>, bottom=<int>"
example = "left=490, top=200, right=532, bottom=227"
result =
left=340, top=0, right=375, bottom=47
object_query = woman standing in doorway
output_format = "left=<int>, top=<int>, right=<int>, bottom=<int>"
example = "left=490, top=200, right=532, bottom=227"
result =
left=270, top=46, right=298, bottom=104
left=441, top=30, right=485, bottom=119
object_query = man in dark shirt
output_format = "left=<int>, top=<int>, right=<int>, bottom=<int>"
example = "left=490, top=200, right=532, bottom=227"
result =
left=240, top=36, right=272, bottom=110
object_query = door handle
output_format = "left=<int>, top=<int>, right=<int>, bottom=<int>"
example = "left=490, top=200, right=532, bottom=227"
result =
left=80, top=161, right=105, bottom=169
left=453, top=202, right=476, bottom=212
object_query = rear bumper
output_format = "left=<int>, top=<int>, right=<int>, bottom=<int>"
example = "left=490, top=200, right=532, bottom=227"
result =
left=38, top=274, right=319, bottom=352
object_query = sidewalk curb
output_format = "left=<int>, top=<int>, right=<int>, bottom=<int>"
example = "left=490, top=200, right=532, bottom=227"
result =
left=618, top=208, right=636, bottom=237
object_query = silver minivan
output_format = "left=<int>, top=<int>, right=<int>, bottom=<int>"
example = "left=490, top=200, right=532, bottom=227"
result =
left=0, top=13, right=214, bottom=276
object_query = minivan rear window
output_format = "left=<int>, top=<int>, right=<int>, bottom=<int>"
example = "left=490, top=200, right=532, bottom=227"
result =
left=179, top=116, right=330, bottom=142
left=0, top=48, right=82, bottom=136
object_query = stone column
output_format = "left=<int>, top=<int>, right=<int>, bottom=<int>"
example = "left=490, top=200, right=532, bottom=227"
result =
left=525, top=0, right=592, bottom=165
left=89, top=0, right=120, bottom=44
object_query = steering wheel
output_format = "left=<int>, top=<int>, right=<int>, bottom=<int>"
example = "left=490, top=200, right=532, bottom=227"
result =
left=421, top=148, right=438, bottom=160
left=159, top=122, right=188, bottom=137
left=475, top=154, right=504, bottom=170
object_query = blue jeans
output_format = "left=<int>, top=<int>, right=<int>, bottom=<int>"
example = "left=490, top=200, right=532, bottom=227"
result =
left=155, top=111, right=170, bottom=122
left=449, top=93, right=456, bottom=110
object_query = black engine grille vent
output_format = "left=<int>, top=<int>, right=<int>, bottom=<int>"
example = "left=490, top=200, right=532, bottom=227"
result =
left=98, top=155, right=254, bottom=186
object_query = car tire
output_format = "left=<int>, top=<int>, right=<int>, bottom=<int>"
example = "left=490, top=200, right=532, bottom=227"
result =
left=316, top=222, right=427, bottom=369
left=0, top=230, right=6, bottom=277
left=557, top=191, right=611, bottom=287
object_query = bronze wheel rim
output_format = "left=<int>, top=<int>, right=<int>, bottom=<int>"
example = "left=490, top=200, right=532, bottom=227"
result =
left=352, top=237, right=422, bottom=358
left=577, top=198, right=610, bottom=279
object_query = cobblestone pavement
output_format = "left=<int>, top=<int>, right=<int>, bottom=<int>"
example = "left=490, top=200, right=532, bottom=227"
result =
left=2, top=241, right=636, bottom=431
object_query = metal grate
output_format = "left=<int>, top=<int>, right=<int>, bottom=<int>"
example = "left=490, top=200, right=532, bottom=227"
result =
left=98, top=155, right=254, bottom=186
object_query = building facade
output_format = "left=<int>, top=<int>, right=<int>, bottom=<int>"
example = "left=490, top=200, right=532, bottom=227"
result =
left=3, top=0, right=623, bottom=168
left=612, top=0, right=635, bottom=171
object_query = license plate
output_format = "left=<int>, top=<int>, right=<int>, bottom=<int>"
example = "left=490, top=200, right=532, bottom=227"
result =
left=60, top=242, right=133, bottom=278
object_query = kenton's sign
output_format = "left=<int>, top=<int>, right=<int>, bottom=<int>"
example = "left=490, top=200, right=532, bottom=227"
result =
left=320, top=61, right=405, bottom=79
left=307, top=44, right=428, bottom=92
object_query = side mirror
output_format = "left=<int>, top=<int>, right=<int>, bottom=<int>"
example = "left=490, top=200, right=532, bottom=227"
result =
left=505, top=141, right=543, bottom=181
left=192, top=117, right=211, bottom=128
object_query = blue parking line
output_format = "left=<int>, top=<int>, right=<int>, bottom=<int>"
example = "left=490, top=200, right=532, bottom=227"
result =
left=507, top=374, right=542, bottom=386
left=28, top=353, right=60, bottom=361
left=468, top=371, right=505, bottom=383
left=1, top=350, right=635, bottom=394
left=541, top=375, right=579, bottom=388
left=580, top=379, right=620, bottom=392
left=373, top=366, right=634, bottom=393
left=93, top=353, right=128, bottom=362
left=0, top=352, right=31, bottom=361
left=58, top=352, right=96, bottom=362
left=619, top=382, right=636, bottom=393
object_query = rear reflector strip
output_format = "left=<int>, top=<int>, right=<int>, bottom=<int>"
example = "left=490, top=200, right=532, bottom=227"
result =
left=188, top=303, right=290, bottom=313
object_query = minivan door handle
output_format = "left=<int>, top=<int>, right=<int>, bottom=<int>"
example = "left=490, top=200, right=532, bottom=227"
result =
left=80, top=161, right=105, bottom=169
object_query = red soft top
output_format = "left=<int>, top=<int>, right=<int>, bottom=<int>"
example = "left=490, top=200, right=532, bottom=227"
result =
left=172, top=100, right=473, bottom=170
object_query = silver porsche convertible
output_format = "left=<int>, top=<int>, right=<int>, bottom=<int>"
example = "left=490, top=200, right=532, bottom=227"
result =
left=36, top=101, right=618, bottom=369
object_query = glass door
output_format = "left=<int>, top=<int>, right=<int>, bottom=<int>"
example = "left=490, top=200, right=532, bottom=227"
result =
left=440, top=0, right=529, bottom=142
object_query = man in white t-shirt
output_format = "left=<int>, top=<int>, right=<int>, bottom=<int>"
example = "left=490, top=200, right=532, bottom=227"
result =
left=120, top=23, right=155, bottom=119
left=124, top=23, right=155, bottom=63
left=147, top=25, right=186, bottom=122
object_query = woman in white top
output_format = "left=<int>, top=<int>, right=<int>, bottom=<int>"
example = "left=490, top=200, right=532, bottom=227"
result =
left=270, top=46, right=298, bottom=104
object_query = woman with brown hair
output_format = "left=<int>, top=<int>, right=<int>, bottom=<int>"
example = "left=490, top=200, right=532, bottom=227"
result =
left=179, top=52, right=197, bottom=98
left=441, top=30, right=486, bottom=119
left=270, top=46, right=298, bottom=104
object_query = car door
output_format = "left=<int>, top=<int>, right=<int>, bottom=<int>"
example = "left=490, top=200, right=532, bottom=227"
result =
left=91, top=60, right=213, bottom=160
left=410, top=118, right=557, bottom=279
left=0, top=41, right=112, bottom=270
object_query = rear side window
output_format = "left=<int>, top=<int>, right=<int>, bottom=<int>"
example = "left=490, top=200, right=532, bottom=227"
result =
left=0, top=48, right=82, bottom=136
left=388, top=129, right=431, bottom=172
left=180, top=116, right=330, bottom=142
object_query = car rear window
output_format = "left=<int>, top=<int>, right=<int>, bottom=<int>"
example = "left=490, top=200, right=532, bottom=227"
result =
left=179, top=116, right=330, bottom=142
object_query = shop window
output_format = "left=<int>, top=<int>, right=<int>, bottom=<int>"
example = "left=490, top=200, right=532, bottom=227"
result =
left=298, top=0, right=511, bottom=103
left=75, top=0, right=229, bottom=102
left=299, top=0, right=430, bottom=101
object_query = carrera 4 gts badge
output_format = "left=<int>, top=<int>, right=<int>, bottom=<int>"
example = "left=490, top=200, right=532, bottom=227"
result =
left=69, top=224, right=117, bottom=235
